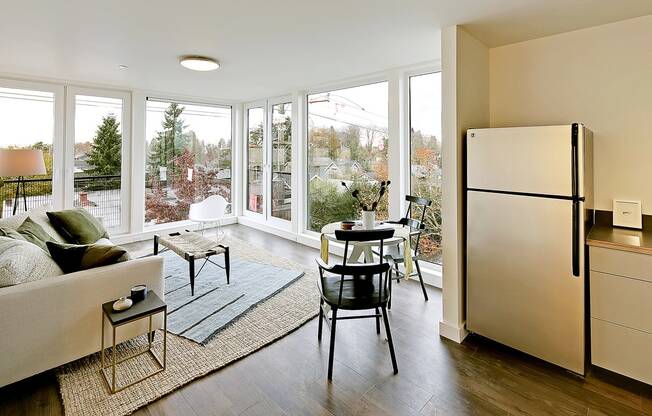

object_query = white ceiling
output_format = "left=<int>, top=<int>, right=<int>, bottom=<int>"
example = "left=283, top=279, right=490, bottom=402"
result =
left=1, top=0, right=651, bottom=102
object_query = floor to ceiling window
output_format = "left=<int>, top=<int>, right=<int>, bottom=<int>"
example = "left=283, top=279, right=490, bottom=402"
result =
left=144, top=99, right=232, bottom=227
left=0, top=86, right=55, bottom=218
left=246, top=107, right=264, bottom=214
left=72, top=93, right=126, bottom=231
left=307, top=82, right=389, bottom=232
left=271, top=102, right=292, bottom=221
left=409, top=72, right=442, bottom=264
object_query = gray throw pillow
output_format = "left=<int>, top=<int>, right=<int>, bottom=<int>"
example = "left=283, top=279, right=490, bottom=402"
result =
left=0, top=236, right=63, bottom=287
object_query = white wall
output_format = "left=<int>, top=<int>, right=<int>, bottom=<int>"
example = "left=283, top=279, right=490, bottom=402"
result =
left=490, top=15, right=652, bottom=214
left=440, top=26, right=489, bottom=342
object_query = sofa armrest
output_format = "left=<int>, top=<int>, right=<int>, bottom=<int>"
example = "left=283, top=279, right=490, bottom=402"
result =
left=0, top=256, right=164, bottom=387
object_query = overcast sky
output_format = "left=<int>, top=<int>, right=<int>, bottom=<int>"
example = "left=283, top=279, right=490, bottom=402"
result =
left=0, top=72, right=440, bottom=149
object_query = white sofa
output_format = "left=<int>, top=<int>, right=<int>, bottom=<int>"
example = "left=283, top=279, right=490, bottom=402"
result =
left=0, top=207, right=164, bottom=388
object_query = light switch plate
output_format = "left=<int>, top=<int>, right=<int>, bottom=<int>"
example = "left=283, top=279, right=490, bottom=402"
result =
left=613, top=200, right=642, bottom=229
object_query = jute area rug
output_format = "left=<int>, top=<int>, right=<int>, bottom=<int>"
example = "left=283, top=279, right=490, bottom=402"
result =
left=56, top=235, right=319, bottom=416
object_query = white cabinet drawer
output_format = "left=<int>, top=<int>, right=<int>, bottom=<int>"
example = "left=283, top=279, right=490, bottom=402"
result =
left=591, top=271, right=652, bottom=332
left=590, top=246, right=652, bottom=283
left=591, top=318, right=652, bottom=384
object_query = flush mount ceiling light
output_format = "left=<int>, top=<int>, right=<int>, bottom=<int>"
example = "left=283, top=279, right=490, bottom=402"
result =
left=179, top=55, right=220, bottom=71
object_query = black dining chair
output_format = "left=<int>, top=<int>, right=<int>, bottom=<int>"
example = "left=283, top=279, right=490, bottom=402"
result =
left=316, top=228, right=398, bottom=380
left=383, top=218, right=427, bottom=308
left=384, top=195, right=432, bottom=305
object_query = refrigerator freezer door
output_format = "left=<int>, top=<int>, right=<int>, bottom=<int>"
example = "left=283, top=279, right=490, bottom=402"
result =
left=467, top=125, right=579, bottom=197
left=466, top=191, right=585, bottom=374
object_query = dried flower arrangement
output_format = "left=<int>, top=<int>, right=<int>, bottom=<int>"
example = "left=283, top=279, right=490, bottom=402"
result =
left=341, top=180, right=391, bottom=212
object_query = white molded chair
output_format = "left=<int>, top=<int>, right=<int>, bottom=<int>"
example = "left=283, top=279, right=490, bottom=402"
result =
left=189, top=195, right=230, bottom=239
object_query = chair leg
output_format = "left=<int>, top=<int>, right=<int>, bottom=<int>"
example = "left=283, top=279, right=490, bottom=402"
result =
left=375, top=307, right=380, bottom=334
left=328, top=308, right=338, bottom=381
left=224, top=247, right=230, bottom=284
left=381, top=306, right=398, bottom=374
left=415, top=260, right=428, bottom=301
left=318, top=300, right=324, bottom=341
left=153, top=235, right=159, bottom=255
left=388, top=269, right=393, bottom=310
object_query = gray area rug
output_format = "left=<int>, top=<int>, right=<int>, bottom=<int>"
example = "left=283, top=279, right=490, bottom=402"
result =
left=57, top=235, right=319, bottom=416
left=160, top=251, right=304, bottom=344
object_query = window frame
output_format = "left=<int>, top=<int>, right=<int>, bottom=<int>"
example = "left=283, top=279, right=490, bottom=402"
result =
left=241, top=97, right=294, bottom=230
left=0, top=78, right=65, bottom=212
left=266, top=95, right=293, bottom=229
left=142, top=96, right=235, bottom=230
left=66, top=86, right=131, bottom=235
left=404, top=68, right=443, bottom=271
left=303, top=77, right=390, bottom=236
left=242, top=100, right=267, bottom=220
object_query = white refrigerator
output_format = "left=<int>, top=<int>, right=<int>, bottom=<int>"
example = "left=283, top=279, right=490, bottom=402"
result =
left=466, top=124, right=593, bottom=374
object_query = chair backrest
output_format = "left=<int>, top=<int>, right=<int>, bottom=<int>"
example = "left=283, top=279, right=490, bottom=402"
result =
left=405, top=195, right=432, bottom=208
left=403, top=195, right=432, bottom=253
left=320, top=228, right=394, bottom=307
left=189, top=195, right=229, bottom=221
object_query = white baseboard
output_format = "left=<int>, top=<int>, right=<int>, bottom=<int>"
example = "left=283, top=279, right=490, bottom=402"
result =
left=439, top=320, right=469, bottom=343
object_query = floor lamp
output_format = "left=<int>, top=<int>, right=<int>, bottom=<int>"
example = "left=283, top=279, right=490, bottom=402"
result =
left=0, top=149, right=47, bottom=215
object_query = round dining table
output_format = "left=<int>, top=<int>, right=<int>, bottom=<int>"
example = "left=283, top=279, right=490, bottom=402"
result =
left=320, top=221, right=414, bottom=275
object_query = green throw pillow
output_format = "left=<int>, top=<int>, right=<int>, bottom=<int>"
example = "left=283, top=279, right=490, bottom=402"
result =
left=16, top=217, right=53, bottom=251
left=46, top=209, right=109, bottom=244
left=46, top=242, right=128, bottom=274
left=0, top=227, right=26, bottom=241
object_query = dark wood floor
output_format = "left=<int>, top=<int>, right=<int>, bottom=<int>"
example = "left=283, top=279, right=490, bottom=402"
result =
left=1, top=224, right=652, bottom=416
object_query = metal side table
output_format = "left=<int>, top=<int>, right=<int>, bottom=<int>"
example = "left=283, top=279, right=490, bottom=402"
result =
left=100, top=292, right=167, bottom=393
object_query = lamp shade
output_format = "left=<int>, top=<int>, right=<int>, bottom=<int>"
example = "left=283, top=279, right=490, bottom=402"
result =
left=0, top=149, right=47, bottom=177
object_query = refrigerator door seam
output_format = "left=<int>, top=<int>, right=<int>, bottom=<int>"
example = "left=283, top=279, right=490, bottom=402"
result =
left=467, top=188, right=585, bottom=201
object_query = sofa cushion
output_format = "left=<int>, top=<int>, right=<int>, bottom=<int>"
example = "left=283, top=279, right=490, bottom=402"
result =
left=46, top=241, right=127, bottom=274
left=46, top=209, right=109, bottom=244
left=16, top=217, right=54, bottom=252
left=0, top=237, right=63, bottom=287
left=0, top=205, right=67, bottom=243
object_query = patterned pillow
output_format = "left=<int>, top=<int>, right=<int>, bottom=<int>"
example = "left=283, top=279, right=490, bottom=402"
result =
left=0, top=236, right=63, bottom=288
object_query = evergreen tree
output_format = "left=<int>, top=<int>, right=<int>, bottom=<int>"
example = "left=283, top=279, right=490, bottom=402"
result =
left=148, top=103, right=188, bottom=177
left=249, top=122, right=263, bottom=146
left=87, top=115, right=122, bottom=175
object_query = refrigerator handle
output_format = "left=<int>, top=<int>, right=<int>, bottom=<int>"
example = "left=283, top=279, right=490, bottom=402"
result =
left=571, top=123, right=579, bottom=198
left=572, top=200, right=580, bottom=277
left=571, top=123, right=581, bottom=277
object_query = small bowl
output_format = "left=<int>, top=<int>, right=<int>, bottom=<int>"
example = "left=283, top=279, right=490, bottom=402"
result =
left=340, top=221, right=355, bottom=230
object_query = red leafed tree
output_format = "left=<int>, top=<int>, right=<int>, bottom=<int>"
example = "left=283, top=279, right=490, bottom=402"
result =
left=145, top=150, right=218, bottom=224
